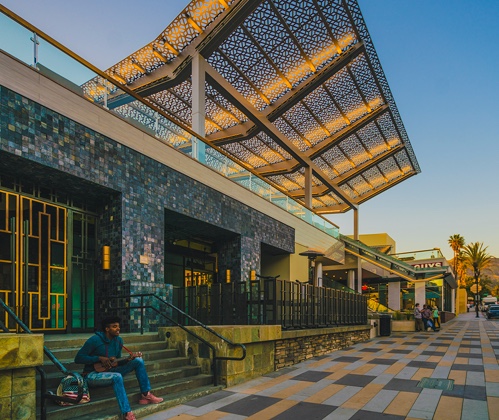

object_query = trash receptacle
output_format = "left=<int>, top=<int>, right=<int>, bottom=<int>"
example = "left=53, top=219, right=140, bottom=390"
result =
left=367, top=313, right=380, bottom=338
left=379, top=314, right=392, bottom=336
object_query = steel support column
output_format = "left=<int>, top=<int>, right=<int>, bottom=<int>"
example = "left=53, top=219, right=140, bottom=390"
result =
left=388, top=281, right=401, bottom=310
left=304, top=165, right=313, bottom=209
left=192, top=53, right=206, bottom=163
left=353, top=207, right=361, bottom=293
left=316, top=262, right=323, bottom=287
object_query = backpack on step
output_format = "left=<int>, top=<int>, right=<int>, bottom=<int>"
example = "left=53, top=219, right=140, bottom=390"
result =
left=56, top=375, right=91, bottom=406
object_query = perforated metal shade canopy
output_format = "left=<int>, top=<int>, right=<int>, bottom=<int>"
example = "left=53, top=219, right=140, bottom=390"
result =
left=91, top=0, right=420, bottom=214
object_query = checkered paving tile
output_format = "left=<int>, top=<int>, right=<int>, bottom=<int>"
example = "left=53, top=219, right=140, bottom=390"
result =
left=143, top=312, right=499, bottom=420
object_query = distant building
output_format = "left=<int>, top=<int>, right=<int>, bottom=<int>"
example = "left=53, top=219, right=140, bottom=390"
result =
left=323, top=234, right=456, bottom=312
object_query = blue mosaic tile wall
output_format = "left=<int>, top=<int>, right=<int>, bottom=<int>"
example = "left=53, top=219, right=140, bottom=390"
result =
left=0, top=85, right=295, bottom=331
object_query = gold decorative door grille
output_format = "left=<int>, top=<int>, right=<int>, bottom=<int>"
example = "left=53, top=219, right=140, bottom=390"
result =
left=0, top=190, right=67, bottom=331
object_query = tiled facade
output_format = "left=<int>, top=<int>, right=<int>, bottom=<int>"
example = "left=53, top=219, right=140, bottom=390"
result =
left=0, top=85, right=294, bottom=332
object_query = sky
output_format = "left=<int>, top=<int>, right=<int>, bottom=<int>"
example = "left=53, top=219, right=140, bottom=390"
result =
left=1, top=0, right=498, bottom=260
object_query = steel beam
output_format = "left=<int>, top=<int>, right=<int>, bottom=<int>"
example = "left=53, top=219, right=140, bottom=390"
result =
left=205, top=62, right=357, bottom=208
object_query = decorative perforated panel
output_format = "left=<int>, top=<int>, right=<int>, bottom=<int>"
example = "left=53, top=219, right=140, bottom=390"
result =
left=88, top=0, right=420, bottom=213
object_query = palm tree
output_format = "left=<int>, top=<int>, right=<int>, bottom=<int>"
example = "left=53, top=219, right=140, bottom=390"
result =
left=448, top=234, right=465, bottom=286
left=462, top=242, right=492, bottom=318
left=456, top=251, right=467, bottom=287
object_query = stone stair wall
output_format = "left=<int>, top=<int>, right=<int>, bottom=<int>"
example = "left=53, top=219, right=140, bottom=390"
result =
left=39, top=333, right=221, bottom=419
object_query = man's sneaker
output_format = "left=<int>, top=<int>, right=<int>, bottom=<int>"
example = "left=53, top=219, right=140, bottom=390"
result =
left=124, top=412, right=136, bottom=420
left=139, top=391, right=163, bottom=405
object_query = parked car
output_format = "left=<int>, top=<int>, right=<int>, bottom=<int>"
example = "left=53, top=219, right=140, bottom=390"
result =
left=487, top=305, right=499, bottom=319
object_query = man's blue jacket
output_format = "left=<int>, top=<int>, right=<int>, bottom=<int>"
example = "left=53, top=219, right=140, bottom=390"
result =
left=74, top=331, right=124, bottom=373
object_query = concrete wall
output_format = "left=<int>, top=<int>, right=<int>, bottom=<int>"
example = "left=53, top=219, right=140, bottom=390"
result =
left=160, top=324, right=371, bottom=386
left=0, top=334, right=44, bottom=419
left=261, top=243, right=310, bottom=282
left=456, top=288, right=468, bottom=315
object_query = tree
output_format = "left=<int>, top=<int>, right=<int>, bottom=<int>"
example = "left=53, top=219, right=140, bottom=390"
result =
left=448, top=234, right=465, bottom=286
left=456, top=251, right=467, bottom=287
left=462, top=242, right=492, bottom=318
left=479, top=275, right=493, bottom=295
left=491, top=284, right=499, bottom=298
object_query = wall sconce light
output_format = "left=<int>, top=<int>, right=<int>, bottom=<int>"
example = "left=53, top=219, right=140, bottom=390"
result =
left=250, top=270, right=256, bottom=281
left=102, top=245, right=110, bottom=270
left=226, top=269, right=231, bottom=283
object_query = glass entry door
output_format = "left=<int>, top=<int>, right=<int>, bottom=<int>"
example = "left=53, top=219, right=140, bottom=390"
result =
left=0, top=189, right=97, bottom=332
left=0, top=191, right=67, bottom=330
left=69, top=212, right=95, bottom=331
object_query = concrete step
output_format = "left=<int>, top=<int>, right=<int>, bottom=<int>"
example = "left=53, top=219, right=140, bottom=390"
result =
left=42, top=353, right=188, bottom=378
left=42, top=361, right=202, bottom=390
left=45, top=344, right=175, bottom=363
left=41, top=375, right=218, bottom=420
left=43, top=333, right=161, bottom=350
left=38, top=332, right=218, bottom=420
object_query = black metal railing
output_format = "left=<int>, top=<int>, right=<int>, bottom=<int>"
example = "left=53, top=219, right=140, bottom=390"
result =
left=0, top=297, right=85, bottom=420
left=173, top=278, right=368, bottom=329
left=109, top=293, right=246, bottom=386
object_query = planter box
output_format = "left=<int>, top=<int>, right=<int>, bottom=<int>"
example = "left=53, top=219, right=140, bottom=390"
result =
left=392, top=320, right=416, bottom=332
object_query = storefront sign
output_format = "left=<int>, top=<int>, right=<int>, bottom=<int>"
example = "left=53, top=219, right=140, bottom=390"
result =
left=411, top=261, right=443, bottom=269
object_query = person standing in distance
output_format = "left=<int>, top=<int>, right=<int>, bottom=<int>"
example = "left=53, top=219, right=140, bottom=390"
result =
left=75, top=316, right=163, bottom=420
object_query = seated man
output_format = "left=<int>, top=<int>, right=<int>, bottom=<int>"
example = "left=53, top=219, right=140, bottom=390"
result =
left=75, top=316, right=163, bottom=420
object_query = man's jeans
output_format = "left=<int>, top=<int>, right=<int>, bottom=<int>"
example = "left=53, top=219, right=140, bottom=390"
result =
left=86, top=358, right=151, bottom=414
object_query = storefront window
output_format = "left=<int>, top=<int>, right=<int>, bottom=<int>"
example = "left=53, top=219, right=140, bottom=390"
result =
left=426, top=279, right=442, bottom=310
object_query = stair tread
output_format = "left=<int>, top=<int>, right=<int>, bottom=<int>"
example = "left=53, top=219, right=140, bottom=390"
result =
left=44, top=348, right=179, bottom=364
left=43, top=333, right=162, bottom=349
left=45, top=373, right=214, bottom=406
left=46, top=343, right=169, bottom=353
left=43, top=364, right=201, bottom=385
left=42, top=375, right=217, bottom=419
left=38, top=333, right=219, bottom=420
left=44, top=384, right=223, bottom=420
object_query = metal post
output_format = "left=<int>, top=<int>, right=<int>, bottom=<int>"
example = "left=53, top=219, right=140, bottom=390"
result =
left=191, top=53, right=206, bottom=163
left=304, top=165, right=312, bottom=208
left=475, top=275, right=480, bottom=318
left=353, top=207, right=362, bottom=293
left=140, top=295, right=144, bottom=334
left=103, top=82, right=108, bottom=109
left=30, top=32, right=39, bottom=68
left=154, top=112, right=159, bottom=134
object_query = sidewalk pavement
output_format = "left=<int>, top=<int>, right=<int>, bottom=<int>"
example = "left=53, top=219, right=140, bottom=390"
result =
left=143, top=311, right=499, bottom=420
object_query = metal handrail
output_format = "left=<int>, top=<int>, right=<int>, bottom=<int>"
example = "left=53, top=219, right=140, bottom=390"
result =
left=0, top=297, right=85, bottom=420
left=110, top=293, right=246, bottom=386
